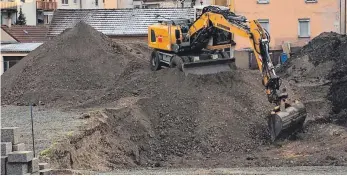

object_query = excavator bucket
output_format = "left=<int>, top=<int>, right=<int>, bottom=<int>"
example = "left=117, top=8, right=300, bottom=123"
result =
left=182, top=58, right=236, bottom=75
left=267, top=100, right=307, bottom=141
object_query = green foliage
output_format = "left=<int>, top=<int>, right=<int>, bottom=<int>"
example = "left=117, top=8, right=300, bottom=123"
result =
left=16, top=7, right=26, bottom=25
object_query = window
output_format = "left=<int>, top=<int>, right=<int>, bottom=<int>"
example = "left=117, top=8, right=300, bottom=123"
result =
left=298, top=19, right=310, bottom=38
left=95, top=0, right=98, bottom=6
left=305, top=0, right=317, bottom=3
left=61, top=0, right=68, bottom=5
left=151, top=29, right=156, bottom=42
left=257, top=0, right=269, bottom=4
left=258, top=19, right=270, bottom=33
left=134, top=5, right=140, bottom=8
left=74, top=0, right=77, bottom=4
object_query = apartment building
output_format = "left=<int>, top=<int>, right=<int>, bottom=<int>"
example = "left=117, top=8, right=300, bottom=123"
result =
left=104, top=0, right=212, bottom=9
left=1, top=0, right=57, bottom=26
left=58, top=0, right=104, bottom=9
left=231, top=0, right=342, bottom=50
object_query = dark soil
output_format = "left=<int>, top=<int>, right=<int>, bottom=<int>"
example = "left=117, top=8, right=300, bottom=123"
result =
left=280, top=32, right=347, bottom=126
left=3, top=23, right=347, bottom=171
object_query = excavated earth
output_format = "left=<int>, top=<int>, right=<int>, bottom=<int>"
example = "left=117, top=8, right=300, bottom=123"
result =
left=1, top=23, right=347, bottom=172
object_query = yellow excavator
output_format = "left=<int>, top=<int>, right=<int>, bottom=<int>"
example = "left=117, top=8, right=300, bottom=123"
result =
left=148, top=5, right=307, bottom=141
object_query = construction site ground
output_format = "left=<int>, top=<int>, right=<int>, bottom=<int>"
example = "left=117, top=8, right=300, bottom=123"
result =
left=1, top=22, right=346, bottom=174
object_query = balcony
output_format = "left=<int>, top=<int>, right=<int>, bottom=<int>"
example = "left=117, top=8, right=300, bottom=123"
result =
left=0, top=1, right=17, bottom=10
left=36, top=0, right=57, bottom=11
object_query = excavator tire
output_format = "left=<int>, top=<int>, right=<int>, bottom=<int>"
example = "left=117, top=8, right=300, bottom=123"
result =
left=170, top=56, right=184, bottom=71
left=150, top=50, right=162, bottom=71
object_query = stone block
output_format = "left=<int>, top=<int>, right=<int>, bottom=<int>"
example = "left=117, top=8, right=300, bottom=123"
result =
left=6, top=162, right=28, bottom=175
left=38, top=163, right=50, bottom=170
left=1, top=156, right=7, bottom=175
left=8, top=151, right=34, bottom=163
left=1, top=142, right=12, bottom=156
left=28, top=158, right=39, bottom=173
left=39, top=169, right=52, bottom=175
left=13, top=143, right=26, bottom=151
left=1, top=127, right=20, bottom=144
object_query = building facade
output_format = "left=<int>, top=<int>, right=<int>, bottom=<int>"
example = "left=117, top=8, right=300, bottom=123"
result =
left=104, top=0, right=214, bottom=9
left=232, top=0, right=342, bottom=50
left=1, top=0, right=58, bottom=26
left=58, top=0, right=104, bottom=9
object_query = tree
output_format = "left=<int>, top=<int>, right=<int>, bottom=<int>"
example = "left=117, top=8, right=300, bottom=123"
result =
left=16, top=7, right=26, bottom=25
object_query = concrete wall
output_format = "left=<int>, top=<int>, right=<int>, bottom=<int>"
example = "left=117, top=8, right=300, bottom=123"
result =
left=233, top=0, right=340, bottom=50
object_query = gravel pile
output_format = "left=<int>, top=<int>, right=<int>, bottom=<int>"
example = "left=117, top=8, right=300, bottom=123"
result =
left=280, top=32, right=347, bottom=125
left=1, top=22, right=132, bottom=107
left=4, top=23, right=346, bottom=171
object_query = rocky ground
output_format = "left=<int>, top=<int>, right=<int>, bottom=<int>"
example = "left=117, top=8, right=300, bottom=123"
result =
left=1, top=23, right=346, bottom=173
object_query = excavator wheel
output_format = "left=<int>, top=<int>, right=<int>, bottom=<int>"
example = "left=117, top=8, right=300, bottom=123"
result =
left=150, top=50, right=162, bottom=71
left=170, top=56, right=184, bottom=71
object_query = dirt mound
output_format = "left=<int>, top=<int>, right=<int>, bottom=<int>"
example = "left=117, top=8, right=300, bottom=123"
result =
left=42, top=68, right=278, bottom=170
left=1, top=21, right=149, bottom=107
left=280, top=32, right=347, bottom=125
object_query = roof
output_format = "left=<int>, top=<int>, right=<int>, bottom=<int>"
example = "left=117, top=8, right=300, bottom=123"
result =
left=1, top=43, right=43, bottom=53
left=1, top=25, right=49, bottom=43
left=47, top=8, right=195, bottom=37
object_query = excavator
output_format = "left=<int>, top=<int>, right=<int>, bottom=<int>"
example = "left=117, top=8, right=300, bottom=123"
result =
left=147, top=5, right=307, bottom=141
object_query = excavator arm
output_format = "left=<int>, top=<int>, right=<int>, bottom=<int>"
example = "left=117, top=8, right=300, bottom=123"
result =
left=187, top=6, right=307, bottom=141
left=189, top=6, right=281, bottom=105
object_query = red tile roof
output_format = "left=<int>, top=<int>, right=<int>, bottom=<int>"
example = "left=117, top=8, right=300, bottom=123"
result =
left=1, top=25, right=49, bottom=43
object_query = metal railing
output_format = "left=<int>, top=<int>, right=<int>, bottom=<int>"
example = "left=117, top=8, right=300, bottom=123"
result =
left=36, top=0, right=57, bottom=10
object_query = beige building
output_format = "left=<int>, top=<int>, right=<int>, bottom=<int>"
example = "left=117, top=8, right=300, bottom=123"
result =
left=104, top=0, right=117, bottom=8
left=230, top=0, right=342, bottom=50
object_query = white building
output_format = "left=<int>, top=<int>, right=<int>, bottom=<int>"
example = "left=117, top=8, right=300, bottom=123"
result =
left=58, top=0, right=104, bottom=9
left=0, top=0, right=104, bottom=27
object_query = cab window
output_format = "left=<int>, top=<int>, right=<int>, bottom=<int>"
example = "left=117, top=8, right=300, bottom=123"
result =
left=151, top=29, right=156, bottom=42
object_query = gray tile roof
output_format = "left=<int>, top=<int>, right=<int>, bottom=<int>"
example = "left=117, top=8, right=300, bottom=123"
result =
left=1, top=43, right=43, bottom=53
left=47, top=8, right=195, bottom=37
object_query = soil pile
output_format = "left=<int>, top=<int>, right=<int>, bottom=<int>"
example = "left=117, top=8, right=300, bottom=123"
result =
left=46, top=68, right=275, bottom=170
left=1, top=21, right=148, bottom=107
left=280, top=32, right=347, bottom=125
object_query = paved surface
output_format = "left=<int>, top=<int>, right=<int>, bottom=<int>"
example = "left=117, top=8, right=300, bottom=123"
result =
left=54, top=166, right=347, bottom=175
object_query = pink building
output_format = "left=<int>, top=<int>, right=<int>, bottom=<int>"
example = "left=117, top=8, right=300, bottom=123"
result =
left=231, top=0, right=343, bottom=50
